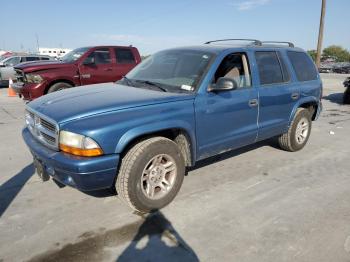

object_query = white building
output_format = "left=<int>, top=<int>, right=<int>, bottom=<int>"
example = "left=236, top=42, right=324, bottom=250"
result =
left=38, top=47, right=72, bottom=59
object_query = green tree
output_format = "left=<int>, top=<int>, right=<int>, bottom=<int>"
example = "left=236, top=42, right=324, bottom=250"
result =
left=307, top=50, right=317, bottom=62
left=322, top=45, right=350, bottom=62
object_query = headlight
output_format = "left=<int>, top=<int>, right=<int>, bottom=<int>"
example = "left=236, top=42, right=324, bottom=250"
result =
left=59, top=130, right=103, bottom=157
left=26, top=73, right=44, bottom=83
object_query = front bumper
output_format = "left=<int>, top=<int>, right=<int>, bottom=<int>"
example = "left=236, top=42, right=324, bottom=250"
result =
left=12, top=82, right=47, bottom=100
left=23, top=128, right=119, bottom=191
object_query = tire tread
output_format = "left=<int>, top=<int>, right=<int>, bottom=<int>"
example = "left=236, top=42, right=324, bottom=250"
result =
left=116, top=137, right=174, bottom=212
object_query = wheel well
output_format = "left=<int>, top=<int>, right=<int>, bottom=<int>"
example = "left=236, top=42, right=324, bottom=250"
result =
left=120, top=129, right=193, bottom=167
left=44, top=79, right=75, bottom=94
left=299, top=102, right=318, bottom=120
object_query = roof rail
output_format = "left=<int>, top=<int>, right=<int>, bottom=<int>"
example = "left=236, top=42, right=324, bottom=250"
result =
left=261, top=41, right=295, bottom=48
left=204, top=39, right=262, bottom=46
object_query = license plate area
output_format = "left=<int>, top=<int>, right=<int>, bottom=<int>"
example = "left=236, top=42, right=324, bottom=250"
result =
left=33, top=157, right=50, bottom=182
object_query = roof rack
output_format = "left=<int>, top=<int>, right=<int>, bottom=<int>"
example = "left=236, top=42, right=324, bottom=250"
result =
left=261, top=41, right=295, bottom=48
left=204, top=39, right=262, bottom=46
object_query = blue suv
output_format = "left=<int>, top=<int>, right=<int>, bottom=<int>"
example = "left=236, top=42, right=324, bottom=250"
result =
left=22, top=39, right=322, bottom=212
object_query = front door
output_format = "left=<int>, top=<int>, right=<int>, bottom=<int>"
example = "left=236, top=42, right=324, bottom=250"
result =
left=79, top=47, right=115, bottom=85
left=195, top=52, right=259, bottom=160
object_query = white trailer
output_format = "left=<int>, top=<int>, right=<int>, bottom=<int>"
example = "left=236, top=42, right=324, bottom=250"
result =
left=38, top=47, right=72, bottom=59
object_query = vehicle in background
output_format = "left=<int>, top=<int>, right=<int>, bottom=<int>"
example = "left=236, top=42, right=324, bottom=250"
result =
left=0, top=55, right=53, bottom=86
left=0, top=51, right=15, bottom=61
left=333, top=63, right=350, bottom=74
left=13, top=45, right=141, bottom=100
left=21, top=39, right=322, bottom=213
left=39, top=47, right=72, bottom=59
left=319, top=63, right=334, bottom=73
left=344, top=77, right=350, bottom=104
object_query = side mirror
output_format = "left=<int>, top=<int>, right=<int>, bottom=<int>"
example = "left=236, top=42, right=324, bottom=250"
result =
left=209, top=77, right=238, bottom=92
left=83, top=56, right=95, bottom=65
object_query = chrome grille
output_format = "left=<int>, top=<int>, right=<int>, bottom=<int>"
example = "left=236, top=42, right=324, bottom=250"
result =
left=15, top=69, right=26, bottom=83
left=40, top=118, right=56, bottom=133
left=25, top=108, right=59, bottom=150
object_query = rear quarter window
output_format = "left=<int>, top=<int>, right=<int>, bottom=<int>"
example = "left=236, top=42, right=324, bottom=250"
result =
left=287, top=51, right=318, bottom=81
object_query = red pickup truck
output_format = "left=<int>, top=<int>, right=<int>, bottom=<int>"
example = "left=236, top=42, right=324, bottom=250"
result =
left=13, top=46, right=141, bottom=100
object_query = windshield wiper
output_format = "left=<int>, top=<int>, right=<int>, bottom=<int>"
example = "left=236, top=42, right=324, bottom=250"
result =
left=119, top=76, right=134, bottom=86
left=134, top=80, right=168, bottom=92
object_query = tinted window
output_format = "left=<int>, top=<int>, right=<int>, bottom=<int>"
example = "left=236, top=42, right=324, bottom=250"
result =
left=86, top=48, right=111, bottom=64
left=277, top=52, right=290, bottom=82
left=25, top=57, right=40, bottom=62
left=115, top=48, right=135, bottom=64
left=287, top=51, right=318, bottom=81
left=41, top=57, right=50, bottom=60
left=255, top=51, right=284, bottom=85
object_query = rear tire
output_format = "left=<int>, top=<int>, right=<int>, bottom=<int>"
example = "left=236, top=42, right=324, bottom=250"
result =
left=116, top=137, right=185, bottom=213
left=47, top=82, right=72, bottom=93
left=278, top=108, right=312, bottom=152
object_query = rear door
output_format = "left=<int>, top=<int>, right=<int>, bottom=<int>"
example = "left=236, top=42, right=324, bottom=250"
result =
left=254, top=50, right=300, bottom=141
left=79, top=47, right=115, bottom=85
left=112, top=48, right=137, bottom=81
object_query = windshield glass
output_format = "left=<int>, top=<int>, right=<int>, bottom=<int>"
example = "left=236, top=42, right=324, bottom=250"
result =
left=60, top=47, right=90, bottom=63
left=0, top=55, right=7, bottom=62
left=125, top=49, right=214, bottom=92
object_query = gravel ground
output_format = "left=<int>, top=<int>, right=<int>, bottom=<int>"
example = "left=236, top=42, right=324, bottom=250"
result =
left=0, top=73, right=349, bottom=262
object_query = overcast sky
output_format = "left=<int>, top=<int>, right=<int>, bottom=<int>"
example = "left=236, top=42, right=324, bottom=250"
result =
left=2, top=0, right=349, bottom=55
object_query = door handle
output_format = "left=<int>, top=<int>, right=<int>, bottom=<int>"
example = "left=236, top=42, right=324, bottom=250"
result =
left=104, top=68, right=113, bottom=71
left=249, top=99, right=258, bottom=107
left=291, top=93, right=299, bottom=100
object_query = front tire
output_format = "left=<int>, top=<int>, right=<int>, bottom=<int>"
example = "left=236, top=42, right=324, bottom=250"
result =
left=116, top=137, right=185, bottom=213
left=278, top=108, right=312, bottom=152
left=47, top=82, right=72, bottom=93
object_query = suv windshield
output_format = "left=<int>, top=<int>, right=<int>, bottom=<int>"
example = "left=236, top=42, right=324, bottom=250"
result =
left=61, top=47, right=90, bottom=63
left=125, top=49, right=214, bottom=92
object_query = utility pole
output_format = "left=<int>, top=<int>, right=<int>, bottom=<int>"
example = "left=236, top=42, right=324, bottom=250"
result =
left=316, top=0, right=326, bottom=68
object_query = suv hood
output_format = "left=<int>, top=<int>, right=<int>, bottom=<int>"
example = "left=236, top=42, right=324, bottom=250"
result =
left=15, top=61, right=74, bottom=73
left=27, top=83, right=195, bottom=123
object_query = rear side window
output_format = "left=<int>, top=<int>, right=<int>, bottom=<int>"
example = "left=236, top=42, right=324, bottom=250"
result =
left=287, top=51, right=318, bottom=81
left=40, top=57, right=50, bottom=60
left=255, top=51, right=288, bottom=85
left=115, top=48, right=135, bottom=64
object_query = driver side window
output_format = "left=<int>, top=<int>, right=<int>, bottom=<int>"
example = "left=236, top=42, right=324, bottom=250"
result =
left=214, top=53, right=251, bottom=89
left=85, top=48, right=111, bottom=64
